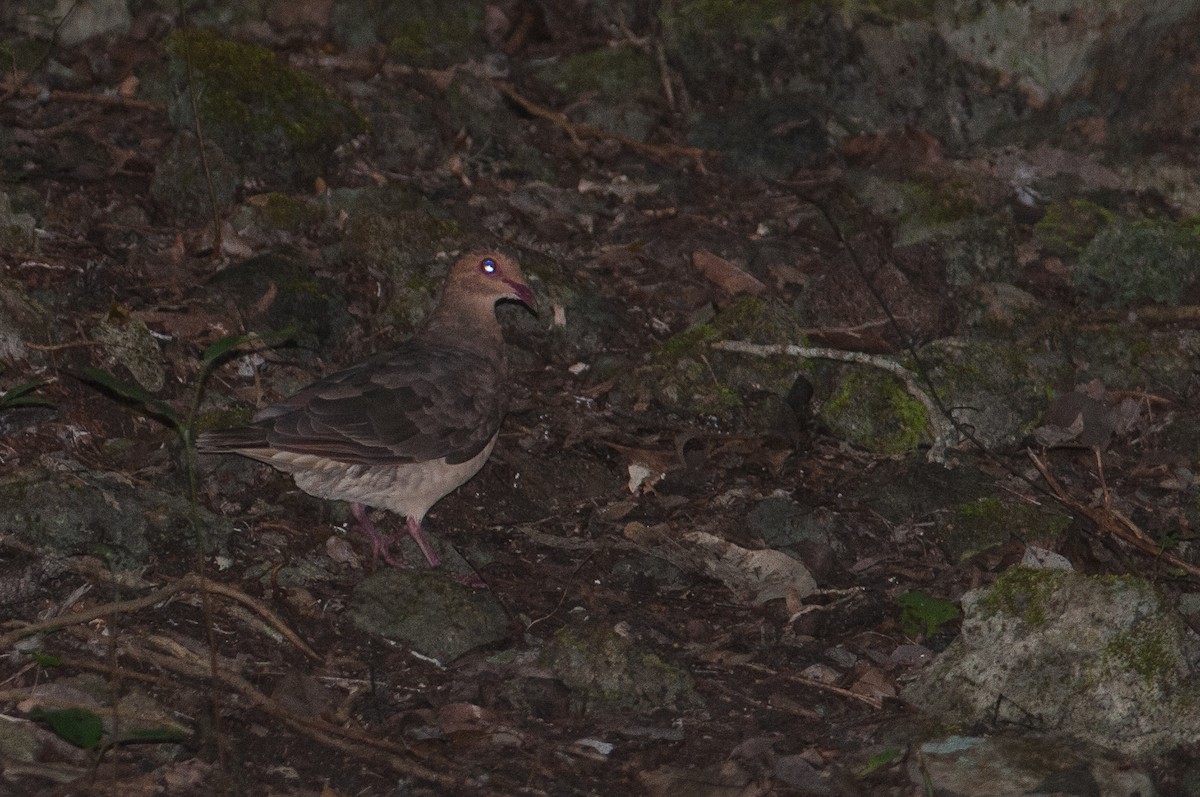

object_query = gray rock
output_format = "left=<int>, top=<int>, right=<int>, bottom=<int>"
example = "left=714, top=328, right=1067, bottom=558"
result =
left=149, top=134, right=238, bottom=226
left=0, top=466, right=235, bottom=568
left=906, top=566, right=1200, bottom=757
left=911, top=734, right=1156, bottom=797
left=348, top=569, right=509, bottom=662
left=541, top=622, right=700, bottom=712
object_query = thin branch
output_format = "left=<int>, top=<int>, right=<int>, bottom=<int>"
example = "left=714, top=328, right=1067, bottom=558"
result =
left=0, top=572, right=318, bottom=659
left=1027, top=449, right=1200, bottom=578
left=738, top=661, right=884, bottom=710
left=711, top=339, right=953, bottom=462
left=491, top=79, right=712, bottom=173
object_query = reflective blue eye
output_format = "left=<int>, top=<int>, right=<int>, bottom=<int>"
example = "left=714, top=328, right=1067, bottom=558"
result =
left=481, top=258, right=496, bottom=274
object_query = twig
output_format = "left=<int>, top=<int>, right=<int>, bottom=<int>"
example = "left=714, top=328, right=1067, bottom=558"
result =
left=117, top=642, right=472, bottom=789
left=711, top=339, right=954, bottom=462
left=48, top=90, right=162, bottom=112
left=490, top=80, right=712, bottom=173
left=0, top=572, right=318, bottom=659
left=0, top=3, right=77, bottom=104
left=1027, top=449, right=1200, bottom=578
left=738, top=661, right=884, bottom=710
left=175, top=14, right=223, bottom=255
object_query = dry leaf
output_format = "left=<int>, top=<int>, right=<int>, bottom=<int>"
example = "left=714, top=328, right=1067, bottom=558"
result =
left=691, top=250, right=766, bottom=297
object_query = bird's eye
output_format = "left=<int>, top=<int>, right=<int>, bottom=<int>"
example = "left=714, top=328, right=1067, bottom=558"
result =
left=481, top=258, right=497, bottom=275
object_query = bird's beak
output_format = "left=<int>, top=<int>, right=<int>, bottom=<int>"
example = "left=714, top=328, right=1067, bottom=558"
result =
left=505, top=280, right=538, bottom=312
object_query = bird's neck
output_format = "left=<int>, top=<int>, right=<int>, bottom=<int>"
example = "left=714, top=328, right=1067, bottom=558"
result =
left=418, top=293, right=505, bottom=360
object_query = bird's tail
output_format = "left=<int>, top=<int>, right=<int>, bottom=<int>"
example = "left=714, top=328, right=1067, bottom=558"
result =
left=195, top=427, right=270, bottom=453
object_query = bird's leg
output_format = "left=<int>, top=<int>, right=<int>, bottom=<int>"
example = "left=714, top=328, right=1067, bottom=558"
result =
left=405, top=516, right=442, bottom=567
left=350, top=503, right=407, bottom=568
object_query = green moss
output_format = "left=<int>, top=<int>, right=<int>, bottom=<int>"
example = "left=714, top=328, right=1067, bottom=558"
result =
left=541, top=624, right=699, bottom=711
left=253, top=193, right=323, bottom=232
left=195, top=406, right=255, bottom=435
left=625, top=296, right=807, bottom=420
left=1076, top=217, right=1200, bottom=308
left=820, top=369, right=928, bottom=454
left=543, top=46, right=660, bottom=102
left=978, top=566, right=1070, bottom=626
left=902, top=177, right=979, bottom=226
left=847, top=0, right=941, bottom=20
left=166, top=29, right=368, bottom=187
left=1105, top=621, right=1181, bottom=684
left=1034, top=198, right=1113, bottom=257
left=662, top=0, right=802, bottom=39
left=0, top=38, right=47, bottom=74
left=947, top=496, right=1071, bottom=561
left=386, top=6, right=483, bottom=65
left=659, top=322, right=720, bottom=359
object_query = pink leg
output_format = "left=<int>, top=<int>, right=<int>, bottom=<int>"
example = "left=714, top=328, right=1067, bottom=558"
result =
left=405, top=516, right=441, bottom=567
left=351, top=503, right=408, bottom=568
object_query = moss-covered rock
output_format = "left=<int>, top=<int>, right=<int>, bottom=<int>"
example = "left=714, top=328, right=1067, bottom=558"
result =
left=0, top=276, right=49, bottom=363
left=945, top=495, right=1070, bottom=562
left=541, top=623, right=700, bottom=712
left=444, top=71, right=554, bottom=179
left=0, top=466, right=233, bottom=567
left=688, top=94, right=829, bottom=178
left=659, top=0, right=817, bottom=103
left=149, top=134, right=239, bottom=225
left=537, top=45, right=660, bottom=103
left=1075, top=217, right=1200, bottom=308
left=329, top=0, right=485, bottom=65
left=349, top=569, right=509, bottom=662
left=1063, top=324, right=1200, bottom=396
left=818, top=366, right=929, bottom=455
left=919, top=335, right=1071, bottom=450
left=1034, top=198, right=1113, bottom=257
left=165, top=29, right=368, bottom=190
left=206, top=251, right=349, bottom=351
left=620, top=296, right=808, bottom=427
left=907, top=566, right=1200, bottom=757
left=332, top=186, right=470, bottom=332
left=0, top=191, right=37, bottom=254
left=91, top=308, right=166, bottom=393
left=227, top=192, right=327, bottom=242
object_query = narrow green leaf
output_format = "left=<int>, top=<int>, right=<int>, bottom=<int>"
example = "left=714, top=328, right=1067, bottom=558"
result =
left=31, top=707, right=105, bottom=749
left=200, top=333, right=256, bottom=366
left=0, top=379, right=54, bottom=409
left=201, top=327, right=296, bottom=367
left=33, top=651, right=61, bottom=667
left=126, top=727, right=188, bottom=743
left=82, top=367, right=181, bottom=427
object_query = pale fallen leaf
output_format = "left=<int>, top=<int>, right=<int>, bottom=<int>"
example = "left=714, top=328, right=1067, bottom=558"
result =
left=325, top=535, right=361, bottom=567
left=682, top=531, right=817, bottom=604
left=691, top=250, right=766, bottom=297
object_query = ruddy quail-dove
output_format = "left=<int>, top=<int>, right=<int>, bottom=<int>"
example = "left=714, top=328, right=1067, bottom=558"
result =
left=197, top=251, right=536, bottom=568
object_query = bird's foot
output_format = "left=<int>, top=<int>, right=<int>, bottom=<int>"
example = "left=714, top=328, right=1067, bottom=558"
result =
left=351, top=503, right=409, bottom=569
left=405, top=516, right=442, bottom=568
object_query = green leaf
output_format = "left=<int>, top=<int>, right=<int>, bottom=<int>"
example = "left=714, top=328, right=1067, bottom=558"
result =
left=898, top=590, right=959, bottom=638
left=857, top=747, right=902, bottom=777
left=82, top=367, right=181, bottom=427
left=201, top=327, right=296, bottom=367
left=0, top=378, right=54, bottom=410
left=30, top=707, right=105, bottom=749
left=200, top=333, right=256, bottom=366
left=32, top=651, right=61, bottom=667
left=126, top=727, right=188, bottom=744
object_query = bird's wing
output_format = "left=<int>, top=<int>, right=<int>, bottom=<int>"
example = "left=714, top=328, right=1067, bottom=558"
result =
left=252, top=343, right=507, bottom=466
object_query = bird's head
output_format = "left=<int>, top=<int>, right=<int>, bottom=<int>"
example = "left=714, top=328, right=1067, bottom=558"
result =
left=450, top=251, right=537, bottom=313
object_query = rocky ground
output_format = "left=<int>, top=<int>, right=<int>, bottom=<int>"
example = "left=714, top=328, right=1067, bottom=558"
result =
left=4, top=1, right=1200, bottom=795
